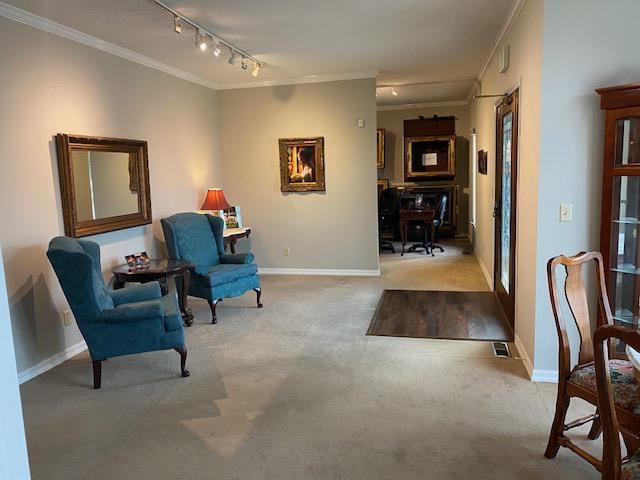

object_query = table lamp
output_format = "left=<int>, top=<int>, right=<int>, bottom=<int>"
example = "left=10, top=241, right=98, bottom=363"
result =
left=201, top=188, right=231, bottom=211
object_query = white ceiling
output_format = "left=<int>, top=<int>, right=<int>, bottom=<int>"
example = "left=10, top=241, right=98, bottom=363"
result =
left=3, top=0, right=514, bottom=103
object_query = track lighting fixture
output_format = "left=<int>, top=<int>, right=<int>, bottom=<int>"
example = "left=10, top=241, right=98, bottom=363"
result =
left=173, top=16, right=182, bottom=34
left=391, top=87, right=399, bottom=96
left=155, top=0, right=264, bottom=75
left=195, top=31, right=208, bottom=51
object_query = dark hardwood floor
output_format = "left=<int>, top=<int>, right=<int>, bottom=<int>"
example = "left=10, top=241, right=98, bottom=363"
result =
left=367, top=290, right=513, bottom=342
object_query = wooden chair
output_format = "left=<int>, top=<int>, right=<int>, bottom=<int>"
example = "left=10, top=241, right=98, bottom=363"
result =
left=545, top=251, right=614, bottom=469
left=594, top=325, right=640, bottom=479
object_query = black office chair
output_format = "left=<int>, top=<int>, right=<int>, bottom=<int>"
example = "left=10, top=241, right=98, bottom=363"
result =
left=378, top=188, right=402, bottom=253
left=428, top=195, right=447, bottom=254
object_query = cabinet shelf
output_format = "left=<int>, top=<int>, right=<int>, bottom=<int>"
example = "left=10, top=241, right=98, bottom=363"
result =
left=613, top=217, right=640, bottom=225
left=611, top=263, right=640, bottom=275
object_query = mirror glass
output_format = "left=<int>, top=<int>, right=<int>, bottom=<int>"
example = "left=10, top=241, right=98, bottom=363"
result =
left=71, top=150, right=140, bottom=221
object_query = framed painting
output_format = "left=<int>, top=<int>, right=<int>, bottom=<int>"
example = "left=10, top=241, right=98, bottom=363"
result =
left=279, top=137, right=325, bottom=192
left=377, top=178, right=389, bottom=196
left=404, top=134, right=456, bottom=181
left=377, top=128, right=385, bottom=169
left=478, top=150, right=488, bottom=175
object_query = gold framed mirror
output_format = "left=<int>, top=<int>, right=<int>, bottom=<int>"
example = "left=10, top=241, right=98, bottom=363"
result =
left=55, top=134, right=152, bottom=237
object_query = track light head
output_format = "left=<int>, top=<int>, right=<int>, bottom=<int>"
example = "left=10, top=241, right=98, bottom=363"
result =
left=195, top=31, right=208, bottom=51
left=173, top=16, right=182, bottom=34
left=213, top=42, right=221, bottom=57
left=228, top=49, right=238, bottom=65
left=241, top=57, right=248, bottom=70
left=391, top=87, right=398, bottom=96
left=251, top=63, right=261, bottom=77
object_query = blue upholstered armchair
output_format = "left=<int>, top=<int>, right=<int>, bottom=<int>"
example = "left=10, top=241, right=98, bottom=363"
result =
left=47, top=237, right=189, bottom=389
left=161, top=212, right=262, bottom=324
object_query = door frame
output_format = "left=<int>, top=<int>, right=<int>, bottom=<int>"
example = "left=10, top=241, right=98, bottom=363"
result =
left=493, top=88, right=519, bottom=329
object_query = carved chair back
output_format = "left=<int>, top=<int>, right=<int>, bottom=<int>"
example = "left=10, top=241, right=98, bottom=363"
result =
left=547, top=251, right=613, bottom=380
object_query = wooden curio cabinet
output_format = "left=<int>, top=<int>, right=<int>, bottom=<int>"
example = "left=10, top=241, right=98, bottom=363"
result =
left=597, top=83, right=640, bottom=328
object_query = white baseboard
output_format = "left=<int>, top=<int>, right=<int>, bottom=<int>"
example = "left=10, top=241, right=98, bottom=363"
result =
left=531, top=369, right=558, bottom=383
left=18, top=340, right=87, bottom=384
left=259, top=268, right=380, bottom=276
left=473, top=247, right=493, bottom=288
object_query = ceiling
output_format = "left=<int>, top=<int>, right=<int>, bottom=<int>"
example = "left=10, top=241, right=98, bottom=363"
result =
left=3, top=0, right=515, bottom=104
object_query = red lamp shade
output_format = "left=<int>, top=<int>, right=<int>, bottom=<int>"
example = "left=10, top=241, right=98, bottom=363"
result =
left=201, top=188, right=231, bottom=210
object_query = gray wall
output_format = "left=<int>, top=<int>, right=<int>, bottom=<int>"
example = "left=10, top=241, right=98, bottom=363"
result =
left=218, top=79, right=379, bottom=272
left=0, top=17, right=221, bottom=377
left=533, top=0, right=640, bottom=373
left=377, top=105, right=471, bottom=236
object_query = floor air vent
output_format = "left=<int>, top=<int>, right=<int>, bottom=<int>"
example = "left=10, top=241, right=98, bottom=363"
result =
left=492, top=342, right=510, bottom=358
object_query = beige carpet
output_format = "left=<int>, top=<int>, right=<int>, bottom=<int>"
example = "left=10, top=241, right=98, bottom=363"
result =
left=20, top=240, right=602, bottom=479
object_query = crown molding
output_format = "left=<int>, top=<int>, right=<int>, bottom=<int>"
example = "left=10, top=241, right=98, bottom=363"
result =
left=377, top=100, right=468, bottom=111
left=477, top=0, right=527, bottom=81
left=215, top=70, right=379, bottom=90
left=0, top=1, right=219, bottom=89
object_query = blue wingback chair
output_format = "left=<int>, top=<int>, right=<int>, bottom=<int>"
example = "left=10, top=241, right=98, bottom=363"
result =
left=161, top=212, right=262, bottom=324
left=47, top=237, right=189, bottom=389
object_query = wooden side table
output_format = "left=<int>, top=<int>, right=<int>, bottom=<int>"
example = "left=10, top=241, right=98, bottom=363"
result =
left=223, top=227, right=251, bottom=254
left=399, top=209, right=436, bottom=256
left=112, top=259, right=194, bottom=326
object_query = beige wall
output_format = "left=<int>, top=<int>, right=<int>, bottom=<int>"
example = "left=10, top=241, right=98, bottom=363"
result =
left=0, top=17, right=221, bottom=376
left=376, top=105, right=471, bottom=236
left=218, top=79, right=379, bottom=272
left=469, top=0, right=543, bottom=369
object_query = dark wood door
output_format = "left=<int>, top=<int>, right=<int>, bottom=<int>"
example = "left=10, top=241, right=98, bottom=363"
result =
left=494, top=89, right=519, bottom=328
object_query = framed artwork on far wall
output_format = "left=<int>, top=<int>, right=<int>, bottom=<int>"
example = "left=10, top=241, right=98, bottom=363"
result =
left=377, top=179, right=389, bottom=196
left=279, top=137, right=325, bottom=192
left=404, top=134, right=456, bottom=180
left=377, top=128, right=385, bottom=169
left=478, top=150, right=488, bottom=175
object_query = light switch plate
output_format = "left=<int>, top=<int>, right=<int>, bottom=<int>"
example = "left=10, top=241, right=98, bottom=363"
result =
left=560, top=203, right=573, bottom=222
left=62, top=309, right=74, bottom=326
left=357, top=119, right=365, bottom=128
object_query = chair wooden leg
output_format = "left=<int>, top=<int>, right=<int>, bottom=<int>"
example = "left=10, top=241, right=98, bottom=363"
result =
left=175, top=347, right=190, bottom=377
left=254, top=288, right=263, bottom=308
left=92, top=360, right=102, bottom=390
left=588, top=410, right=602, bottom=440
left=545, top=386, right=570, bottom=458
left=208, top=299, right=219, bottom=324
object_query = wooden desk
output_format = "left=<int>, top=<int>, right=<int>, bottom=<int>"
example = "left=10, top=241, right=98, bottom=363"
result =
left=224, top=227, right=251, bottom=253
left=399, top=209, right=435, bottom=256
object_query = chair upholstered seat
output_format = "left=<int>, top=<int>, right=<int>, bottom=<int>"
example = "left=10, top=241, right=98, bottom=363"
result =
left=204, top=263, right=258, bottom=287
left=623, top=450, right=640, bottom=480
left=570, top=359, right=640, bottom=415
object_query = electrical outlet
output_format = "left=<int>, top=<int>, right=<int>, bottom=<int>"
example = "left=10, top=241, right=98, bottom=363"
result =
left=284, top=247, right=291, bottom=256
left=62, top=309, right=74, bottom=326
left=560, top=203, right=573, bottom=222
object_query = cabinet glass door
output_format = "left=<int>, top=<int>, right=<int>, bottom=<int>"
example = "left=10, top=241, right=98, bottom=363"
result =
left=609, top=116, right=640, bottom=326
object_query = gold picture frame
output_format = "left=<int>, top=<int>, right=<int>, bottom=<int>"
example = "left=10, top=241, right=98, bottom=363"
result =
left=377, top=179, right=389, bottom=196
left=279, top=137, right=325, bottom=192
left=404, top=134, right=456, bottom=180
left=376, top=128, right=385, bottom=169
